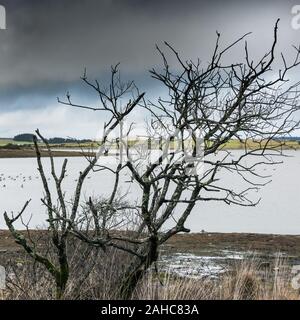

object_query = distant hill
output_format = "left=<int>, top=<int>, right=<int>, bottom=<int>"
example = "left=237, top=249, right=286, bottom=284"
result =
left=13, top=133, right=35, bottom=142
left=13, top=133, right=93, bottom=144
left=274, top=136, right=300, bottom=142
left=47, top=137, right=93, bottom=144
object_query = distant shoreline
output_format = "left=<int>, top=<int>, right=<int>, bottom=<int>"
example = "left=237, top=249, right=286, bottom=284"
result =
left=1, top=145, right=300, bottom=159
left=1, top=230, right=300, bottom=256
left=0, top=148, right=96, bottom=158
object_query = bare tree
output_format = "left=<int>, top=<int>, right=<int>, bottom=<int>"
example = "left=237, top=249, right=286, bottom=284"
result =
left=61, top=21, right=300, bottom=299
left=4, top=66, right=145, bottom=299
left=4, top=21, right=300, bottom=300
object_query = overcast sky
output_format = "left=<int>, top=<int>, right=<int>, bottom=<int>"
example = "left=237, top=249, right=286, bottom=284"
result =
left=0, top=0, right=300, bottom=138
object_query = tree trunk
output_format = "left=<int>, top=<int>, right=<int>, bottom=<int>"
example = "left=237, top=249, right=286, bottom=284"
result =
left=118, top=237, right=158, bottom=300
left=55, top=264, right=69, bottom=299
left=55, top=242, right=69, bottom=299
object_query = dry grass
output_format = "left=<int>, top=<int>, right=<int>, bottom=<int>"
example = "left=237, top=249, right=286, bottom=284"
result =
left=1, top=251, right=299, bottom=300
left=135, top=256, right=300, bottom=300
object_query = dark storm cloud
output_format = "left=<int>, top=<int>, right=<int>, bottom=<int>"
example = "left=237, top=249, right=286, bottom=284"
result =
left=0, top=0, right=298, bottom=88
left=0, top=0, right=299, bottom=136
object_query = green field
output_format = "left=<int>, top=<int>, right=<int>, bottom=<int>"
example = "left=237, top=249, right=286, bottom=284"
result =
left=1, top=138, right=300, bottom=150
left=222, top=139, right=300, bottom=150
left=0, top=139, right=34, bottom=147
left=0, top=138, right=98, bottom=149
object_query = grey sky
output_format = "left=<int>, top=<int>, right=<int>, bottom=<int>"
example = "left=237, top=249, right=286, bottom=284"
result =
left=0, top=0, right=299, bottom=137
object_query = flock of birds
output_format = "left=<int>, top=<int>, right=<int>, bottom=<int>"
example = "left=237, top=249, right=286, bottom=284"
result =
left=0, top=172, right=41, bottom=189
left=0, top=172, right=93, bottom=188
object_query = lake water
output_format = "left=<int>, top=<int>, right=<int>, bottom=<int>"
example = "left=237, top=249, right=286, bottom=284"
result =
left=0, top=150, right=300, bottom=234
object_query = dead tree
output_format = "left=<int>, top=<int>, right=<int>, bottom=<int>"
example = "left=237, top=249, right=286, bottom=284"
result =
left=60, top=20, right=300, bottom=299
left=3, top=130, right=98, bottom=299
left=5, top=21, right=300, bottom=300
left=4, top=66, right=145, bottom=299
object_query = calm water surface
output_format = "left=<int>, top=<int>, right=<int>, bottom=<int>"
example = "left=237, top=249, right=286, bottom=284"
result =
left=0, top=150, right=300, bottom=234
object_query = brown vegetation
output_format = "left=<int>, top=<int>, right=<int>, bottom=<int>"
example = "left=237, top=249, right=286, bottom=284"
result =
left=0, top=244, right=298, bottom=300
left=0, top=147, right=95, bottom=158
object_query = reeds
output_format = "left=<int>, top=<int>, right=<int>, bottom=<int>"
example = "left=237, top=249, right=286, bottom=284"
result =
left=1, top=252, right=299, bottom=300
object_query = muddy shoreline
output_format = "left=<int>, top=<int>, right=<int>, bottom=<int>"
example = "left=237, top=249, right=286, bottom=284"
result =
left=1, top=230, right=300, bottom=256
left=0, top=149, right=95, bottom=158
left=1, top=230, right=300, bottom=279
left=164, top=232, right=300, bottom=256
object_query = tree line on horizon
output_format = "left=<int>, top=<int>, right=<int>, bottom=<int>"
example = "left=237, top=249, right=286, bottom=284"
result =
left=13, top=133, right=93, bottom=144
